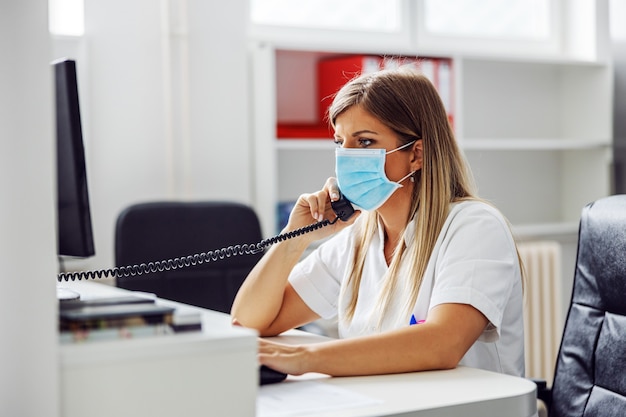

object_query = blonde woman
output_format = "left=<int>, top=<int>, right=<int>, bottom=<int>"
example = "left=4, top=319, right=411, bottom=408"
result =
left=231, top=67, right=524, bottom=378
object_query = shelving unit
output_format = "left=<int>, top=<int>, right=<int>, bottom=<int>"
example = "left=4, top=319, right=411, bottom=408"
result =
left=458, top=56, right=613, bottom=233
left=250, top=30, right=613, bottom=241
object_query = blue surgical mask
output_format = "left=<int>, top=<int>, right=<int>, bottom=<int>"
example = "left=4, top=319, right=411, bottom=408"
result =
left=335, top=141, right=416, bottom=211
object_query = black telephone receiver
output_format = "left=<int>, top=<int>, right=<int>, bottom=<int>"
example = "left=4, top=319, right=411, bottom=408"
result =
left=58, top=193, right=355, bottom=282
left=330, top=191, right=355, bottom=222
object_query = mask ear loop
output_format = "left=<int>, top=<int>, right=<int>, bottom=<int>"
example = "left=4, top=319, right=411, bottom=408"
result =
left=386, top=140, right=417, bottom=155
left=387, top=140, right=419, bottom=186
left=396, top=170, right=417, bottom=186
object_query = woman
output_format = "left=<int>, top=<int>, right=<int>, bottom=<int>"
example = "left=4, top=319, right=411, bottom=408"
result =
left=231, top=67, right=524, bottom=378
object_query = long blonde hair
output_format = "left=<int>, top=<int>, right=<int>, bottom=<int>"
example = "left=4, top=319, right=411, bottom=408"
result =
left=328, top=67, right=480, bottom=327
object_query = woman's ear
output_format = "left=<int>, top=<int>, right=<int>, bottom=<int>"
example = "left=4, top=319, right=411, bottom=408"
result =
left=410, top=140, right=423, bottom=171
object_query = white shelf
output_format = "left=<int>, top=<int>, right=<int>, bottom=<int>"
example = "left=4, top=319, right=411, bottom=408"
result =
left=266, top=42, right=610, bottom=69
left=512, top=222, right=580, bottom=241
left=460, top=138, right=612, bottom=151
left=276, top=139, right=335, bottom=150
left=456, top=52, right=610, bottom=67
left=275, top=138, right=612, bottom=152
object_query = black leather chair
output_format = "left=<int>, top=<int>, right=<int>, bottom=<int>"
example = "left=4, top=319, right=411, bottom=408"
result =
left=537, top=195, right=626, bottom=416
left=115, top=201, right=263, bottom=314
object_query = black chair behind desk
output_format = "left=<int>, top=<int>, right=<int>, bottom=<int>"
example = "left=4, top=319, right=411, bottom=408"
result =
left=115, top=201, right=264, bottom=314
left=537, top=195, right=626, bottom=416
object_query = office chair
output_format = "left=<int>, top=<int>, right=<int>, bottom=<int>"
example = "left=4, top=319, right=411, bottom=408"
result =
left=535, top=194, right=626, bottom=417
left=115, top=201, right=264, bottom=314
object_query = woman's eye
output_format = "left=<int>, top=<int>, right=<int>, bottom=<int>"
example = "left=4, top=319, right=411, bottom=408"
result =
left=333, top=138, right=344, bottom=147
left=358, top=138, right=373, bottom=147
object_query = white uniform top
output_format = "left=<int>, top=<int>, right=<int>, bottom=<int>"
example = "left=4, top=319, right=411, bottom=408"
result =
left=288, top=201, right=525, bottom=376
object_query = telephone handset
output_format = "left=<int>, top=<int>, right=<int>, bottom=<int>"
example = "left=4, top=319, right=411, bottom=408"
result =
left=57, top=193, right=355, bottom=282
left=330, top=191, right=355, bottom=221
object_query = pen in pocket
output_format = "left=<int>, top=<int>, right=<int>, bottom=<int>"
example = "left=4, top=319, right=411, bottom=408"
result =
left=409, top=314, right=425, bottom=325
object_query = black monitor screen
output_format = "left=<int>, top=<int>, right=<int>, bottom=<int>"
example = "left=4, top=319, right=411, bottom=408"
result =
left=54, top=58, right=95, bottom=258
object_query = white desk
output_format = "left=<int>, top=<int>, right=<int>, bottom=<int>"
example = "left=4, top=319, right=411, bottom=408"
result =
left=260, top=332, right=537, bottom=417
left=58, top=280, right=258, bottom=417
left=60, top=281, right=537, bottom=417
left=307, top=369, right=537, bottom=417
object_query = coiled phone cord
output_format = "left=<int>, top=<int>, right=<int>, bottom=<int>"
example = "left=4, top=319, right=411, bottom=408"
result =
left=57, top=216, right=340, bottom=282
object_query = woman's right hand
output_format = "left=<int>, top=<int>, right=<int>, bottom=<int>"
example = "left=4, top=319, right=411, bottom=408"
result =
left=231, top=177, right=358, bottom=334
left=285, top=177, right=360, bottom=244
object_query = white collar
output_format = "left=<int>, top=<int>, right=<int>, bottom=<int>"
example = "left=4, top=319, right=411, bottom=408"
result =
left=374, top=215, right=416, bottom=248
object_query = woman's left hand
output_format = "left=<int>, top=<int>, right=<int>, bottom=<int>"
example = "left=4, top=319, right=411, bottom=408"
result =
left=258, top=338, right=313, bottom=376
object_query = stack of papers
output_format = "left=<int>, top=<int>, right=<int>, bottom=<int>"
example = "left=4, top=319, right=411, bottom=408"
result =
left=258, top=380, right=383, bottom=417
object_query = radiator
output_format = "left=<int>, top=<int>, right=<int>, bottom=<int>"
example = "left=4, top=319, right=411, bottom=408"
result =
left=517, top=241, right=563, bottom=383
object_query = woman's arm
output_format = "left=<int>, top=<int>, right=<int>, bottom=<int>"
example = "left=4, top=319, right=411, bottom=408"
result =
left=258, top=303, right=489, bottom=375
left=231, top=238, right=319, bottom=336
left=231, top=178, right=359, bottom=336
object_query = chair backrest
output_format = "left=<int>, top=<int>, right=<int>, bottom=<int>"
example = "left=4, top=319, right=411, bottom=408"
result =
left=115, top=201, right=263, bottom=314
left=550, top=195, right=626, bottom=416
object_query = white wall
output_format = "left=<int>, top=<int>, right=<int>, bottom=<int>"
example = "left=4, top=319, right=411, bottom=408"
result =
left=186, top=1, right=252, bottom=201
left=82, top=0, right=171, bottom=276
left=62, top=0, right=251, bottom=276
left=0, top=1, right=59, bottom=416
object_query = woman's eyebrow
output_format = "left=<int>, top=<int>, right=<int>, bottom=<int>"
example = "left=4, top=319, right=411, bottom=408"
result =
left=351, top=129, right=378, bottom=137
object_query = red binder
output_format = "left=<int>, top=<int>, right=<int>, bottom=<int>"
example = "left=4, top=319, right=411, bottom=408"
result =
left=317, top=55, right=382, bottom=124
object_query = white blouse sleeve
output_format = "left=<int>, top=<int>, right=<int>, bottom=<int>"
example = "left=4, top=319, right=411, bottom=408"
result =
left=428, top=203, right=521, bottom=342
left=288, top=224, right=356, bottom=319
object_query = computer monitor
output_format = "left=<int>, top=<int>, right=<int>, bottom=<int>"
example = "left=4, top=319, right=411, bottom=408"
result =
left=53, top=58, right=95, bottom=260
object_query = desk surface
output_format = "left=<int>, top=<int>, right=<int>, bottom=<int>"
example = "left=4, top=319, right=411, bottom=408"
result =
left=61, top=280, right=537, bottom=417
left=262, top=333, right=537, bottom=417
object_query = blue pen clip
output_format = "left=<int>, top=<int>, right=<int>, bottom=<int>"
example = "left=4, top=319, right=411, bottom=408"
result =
left=409, top=314, right=425, bottom=326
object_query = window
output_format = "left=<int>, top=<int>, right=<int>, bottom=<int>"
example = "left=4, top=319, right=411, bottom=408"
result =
left=250, top=0, right=401, bottom=33
left=610, top=0, right=626, bottom=41
left=422, top=0, right=551, bottom=40
left=49, top=0, right=84, bottom=36
left=416, top=0, right=560, bottom=57
left=250, top=0, right=565, bottom=58
left=249, top=0, right=409, bottom=48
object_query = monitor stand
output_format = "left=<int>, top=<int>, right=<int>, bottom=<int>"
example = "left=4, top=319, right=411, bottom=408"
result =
left=57, top=285, right=80, bottom=301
